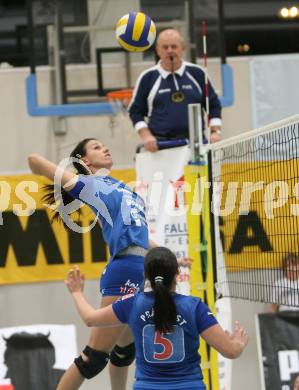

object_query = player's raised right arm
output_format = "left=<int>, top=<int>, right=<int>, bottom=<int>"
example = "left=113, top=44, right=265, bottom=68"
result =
left=28, top=153, right=77, bottom=190
left=65, top=266, right=122, bottom=327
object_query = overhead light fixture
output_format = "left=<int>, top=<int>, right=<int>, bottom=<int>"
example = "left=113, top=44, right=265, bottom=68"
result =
left=289, top=6, right=299, bottom=17
left=279, top=6, right=299, bottom=18
left=280, top=7, right=289, bottom=18
left=237, top=44, right=251, bottom=54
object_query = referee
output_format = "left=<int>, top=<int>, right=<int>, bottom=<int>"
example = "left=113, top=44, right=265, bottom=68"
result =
left=128, top=28, right=222, bottom=152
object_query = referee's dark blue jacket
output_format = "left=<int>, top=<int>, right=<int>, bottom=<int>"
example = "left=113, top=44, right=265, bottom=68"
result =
left=128, top=61, right=222, bottom=140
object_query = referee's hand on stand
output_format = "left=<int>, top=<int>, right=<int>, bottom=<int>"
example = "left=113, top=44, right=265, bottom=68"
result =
left=210, top=126, right=222, bottom=143
left=139, top=127, right=159, bottom=152
left=177, top=257, right=193, bottom=268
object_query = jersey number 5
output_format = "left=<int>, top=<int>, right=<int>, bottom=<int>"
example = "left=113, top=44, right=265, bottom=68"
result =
left=143, top=324, right=185, bottom=363
left=154, top=331, right=173, bottom=360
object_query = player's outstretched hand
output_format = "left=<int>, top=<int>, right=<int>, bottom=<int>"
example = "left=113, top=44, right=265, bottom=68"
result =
left=139, top=128, right=158, bottom=152
left=177, top=257, right=193, bottom=268
left=210, top=132, right=222, bottom=143
left=65, top=266, right=85, bottom=294
left=143, top=137, right=158, bottom=152
left=228, top=321, right=249, bottom=349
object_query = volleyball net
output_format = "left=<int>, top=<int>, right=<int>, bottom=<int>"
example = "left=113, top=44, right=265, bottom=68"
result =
left=211, top=114, right=299, bottom=306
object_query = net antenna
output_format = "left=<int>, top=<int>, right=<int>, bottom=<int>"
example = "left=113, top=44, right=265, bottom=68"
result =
left=186, top=0, right=234, bottom=109
left=202, top=20, right=210, bottom=143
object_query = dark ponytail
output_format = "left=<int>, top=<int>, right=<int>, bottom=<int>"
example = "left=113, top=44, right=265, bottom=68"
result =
left=43, top=138, right=96, bottom=223
left=144, top=247, right=179, bottom=333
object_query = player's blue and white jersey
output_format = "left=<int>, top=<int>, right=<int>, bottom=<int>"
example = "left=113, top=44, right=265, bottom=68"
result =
left=69, top=175, right=149, bottom=258
left=112, top=292, right=218, bottom=383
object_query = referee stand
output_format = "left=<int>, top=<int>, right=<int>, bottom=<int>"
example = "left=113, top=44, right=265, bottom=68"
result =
left=134, top=103, right=220, bottom=389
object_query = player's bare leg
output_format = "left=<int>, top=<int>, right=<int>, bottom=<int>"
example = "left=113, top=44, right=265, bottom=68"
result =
left=57, top=296, right=125, bottom=390
left=109, top=326, right=135, bottom=390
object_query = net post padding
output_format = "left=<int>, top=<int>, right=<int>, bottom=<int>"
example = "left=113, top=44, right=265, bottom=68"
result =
left=185, top=164, right=219, bottom=390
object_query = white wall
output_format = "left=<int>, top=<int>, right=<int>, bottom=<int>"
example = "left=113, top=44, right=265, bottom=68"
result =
left=0, top=56, right=252, bottom=172
left=87, top=0, right=142, bottom=63
left=0, top=65, right=141, bottom=172
left=0, top=56, right=266, bottom=390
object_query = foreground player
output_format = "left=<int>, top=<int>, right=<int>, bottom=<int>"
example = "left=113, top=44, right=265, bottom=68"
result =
left=66, top=247, right=249, bottom=390
left=28, top=138, right=149, bottom=390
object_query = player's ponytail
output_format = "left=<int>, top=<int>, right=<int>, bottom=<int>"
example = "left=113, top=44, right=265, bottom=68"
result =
left=43, top=138, right=96, bottom=223
left=144, top=247, right=178, bottom=333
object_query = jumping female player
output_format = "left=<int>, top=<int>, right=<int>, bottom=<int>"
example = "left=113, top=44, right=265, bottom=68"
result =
left=65, top=246, right=249, bottom=390
left=28, top=138, right=149, bottom=390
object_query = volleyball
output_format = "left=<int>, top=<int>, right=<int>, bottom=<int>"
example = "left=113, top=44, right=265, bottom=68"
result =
left=115, top=12, right=156, bottom=52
